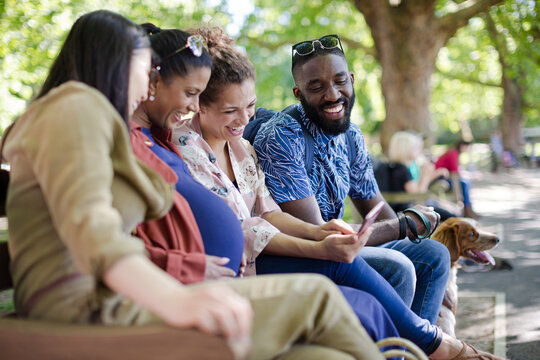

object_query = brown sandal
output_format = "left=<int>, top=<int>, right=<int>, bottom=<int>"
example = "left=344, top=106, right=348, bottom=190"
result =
left=449, top=341, right=505, bottom=360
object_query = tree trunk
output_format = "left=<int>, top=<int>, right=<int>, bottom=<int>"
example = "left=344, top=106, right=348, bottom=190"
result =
left=373, top=13, right=444, bottom=151
left=353, top=0, right=503, bottom=152
left=485, top=13, right=523, bottom=155
left=500, top=74, right=523, bottom=154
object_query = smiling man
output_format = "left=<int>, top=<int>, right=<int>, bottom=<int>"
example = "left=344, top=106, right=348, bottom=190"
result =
left=252, top=34, right=450, bottom=325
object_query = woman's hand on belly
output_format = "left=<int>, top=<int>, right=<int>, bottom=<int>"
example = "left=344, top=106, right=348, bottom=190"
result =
left=205, top=255, right=237, bottom=279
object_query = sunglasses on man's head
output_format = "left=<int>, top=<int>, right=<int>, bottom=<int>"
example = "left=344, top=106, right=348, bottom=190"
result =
left=292, top=34, right=343, bottom=57
left=161, top=34, right=207, bottom=63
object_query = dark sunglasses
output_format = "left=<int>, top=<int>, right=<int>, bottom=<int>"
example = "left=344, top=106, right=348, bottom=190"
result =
left=161, top=35, right=207, bottom=63
left=292, top=34, right=343, bottom=57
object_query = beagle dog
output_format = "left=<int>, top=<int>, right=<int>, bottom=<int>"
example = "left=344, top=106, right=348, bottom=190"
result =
left=431, top=217, right=500, bottom=337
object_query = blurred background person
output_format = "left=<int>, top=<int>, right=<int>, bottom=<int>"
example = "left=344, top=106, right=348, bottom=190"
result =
left=435, top=139, right=480, bottom=219
left=375, top=131, right=456, bottom=221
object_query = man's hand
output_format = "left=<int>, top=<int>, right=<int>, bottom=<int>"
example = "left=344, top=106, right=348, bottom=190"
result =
left=314, top=218, right=356, bottom=240
left=318, top=228, right=373, bottom=263
left=205, top=255, right=236, bottom=280
left=406, top=204, right=440, bottom=237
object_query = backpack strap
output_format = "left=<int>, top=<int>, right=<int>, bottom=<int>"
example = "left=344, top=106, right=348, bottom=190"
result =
left=282, top=105, right=315, bottom=175
left=345, top=130, right=356, bottom=166
left=244, top=105, right=316, bottom=174
left=243, top=107, right=277, bottom=145
left=373, top=161, right=392, bottom=192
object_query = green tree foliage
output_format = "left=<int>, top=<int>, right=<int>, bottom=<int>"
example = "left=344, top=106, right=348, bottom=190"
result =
left=0, top=0, right=537, bottom=147
left=237, top=0, right=514, bottom=148
left=433, top=0, right=539, bottom=148
left=237, top=0, right=383, bottom=134
left=432, top=16, right=503, bottom=141
left=488, top=0, right=539, bottom=128
left=0, top=0, right=230, bottom=131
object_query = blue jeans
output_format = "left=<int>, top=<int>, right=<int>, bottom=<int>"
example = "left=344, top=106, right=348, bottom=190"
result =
left=460, top=179, right=471, bottom=206
left=361, top=239, right=451, bottom=325
left=256, top=253, right=443, bottom=355
left=446, top=178, right=472, bottom=205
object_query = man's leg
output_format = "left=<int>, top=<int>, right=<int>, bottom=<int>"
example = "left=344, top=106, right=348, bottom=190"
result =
left=226, top=274, right=383, bottom=360
left=459, top=178, right=471, bottom=206
left=379, top=239, right=450, bottom=324
left=359, top=246, right=416, bottom=307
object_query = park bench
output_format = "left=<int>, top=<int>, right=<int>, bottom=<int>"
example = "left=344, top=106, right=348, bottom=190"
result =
left=0, top=227, right=233, bottom=359
left=382, top=179, right=454, bottom=207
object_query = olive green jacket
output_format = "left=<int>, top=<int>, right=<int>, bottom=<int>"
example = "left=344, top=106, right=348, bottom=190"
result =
left=3, top=81, right=173, bottom=322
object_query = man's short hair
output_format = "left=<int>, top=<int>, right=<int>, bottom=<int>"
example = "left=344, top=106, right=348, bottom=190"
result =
left=291, top=46, right=346, bottom=81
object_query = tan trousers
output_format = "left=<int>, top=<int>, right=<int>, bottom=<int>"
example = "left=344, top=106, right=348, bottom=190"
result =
left=30, top=274, right=383, bottom=360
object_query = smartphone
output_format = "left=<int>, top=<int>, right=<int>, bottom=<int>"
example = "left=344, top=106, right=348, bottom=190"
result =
left=357, top=201, right=385, bottom=235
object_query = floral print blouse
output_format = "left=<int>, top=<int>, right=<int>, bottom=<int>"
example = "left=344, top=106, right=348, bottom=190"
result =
left=172, top=115, right=280, bottom=273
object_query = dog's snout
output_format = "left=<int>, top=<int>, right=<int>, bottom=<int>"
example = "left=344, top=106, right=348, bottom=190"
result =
left=494, top=237, right=500, bottom=244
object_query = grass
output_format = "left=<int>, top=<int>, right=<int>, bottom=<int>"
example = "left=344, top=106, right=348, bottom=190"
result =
left=0, top=289, right=14, bottom=314
left=342, top=197, right=358, bottom=224
left=0, top=229, right=7, bottom=243
left=0, top=216, right=7, bottom=242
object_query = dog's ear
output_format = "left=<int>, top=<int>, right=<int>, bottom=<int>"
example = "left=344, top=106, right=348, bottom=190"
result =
left=433, top=220, right=462, bottom=263
left=445, top=223, right=462, bottom=263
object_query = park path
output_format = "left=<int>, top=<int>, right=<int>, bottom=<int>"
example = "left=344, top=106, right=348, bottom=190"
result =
left=456, top=167, right=540, bottom=360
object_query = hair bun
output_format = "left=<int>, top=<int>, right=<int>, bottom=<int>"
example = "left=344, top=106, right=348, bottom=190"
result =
left=140, top=23, right=161, bottom=36
left=189, top=26, right=234, bottom=51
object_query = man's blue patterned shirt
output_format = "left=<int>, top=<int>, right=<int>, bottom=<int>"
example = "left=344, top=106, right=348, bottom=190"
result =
left=253, top=104, right=379, bottom=221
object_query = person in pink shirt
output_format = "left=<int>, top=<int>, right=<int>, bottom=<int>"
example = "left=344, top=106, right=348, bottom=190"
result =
left=435, top=140, right=479, bottom=219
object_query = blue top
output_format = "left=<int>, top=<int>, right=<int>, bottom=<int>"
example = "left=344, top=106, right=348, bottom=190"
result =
left=142, top=127, right=244, bottom=273
left=253, top=104, right=379, bottom=221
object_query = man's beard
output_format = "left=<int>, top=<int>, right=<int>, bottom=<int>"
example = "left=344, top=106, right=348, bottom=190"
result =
left=300, top=91, right=355, bottom=136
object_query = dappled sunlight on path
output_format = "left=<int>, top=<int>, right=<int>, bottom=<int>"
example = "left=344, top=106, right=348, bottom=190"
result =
left=457, top=168, right=540, bottom=359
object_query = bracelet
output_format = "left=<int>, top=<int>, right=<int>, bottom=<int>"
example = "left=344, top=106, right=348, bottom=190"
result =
left=403, top=208, right=430, bottom=239
left=397, top=212, right=407, bottom=240
left=405, top=215, right=422, bottom=244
